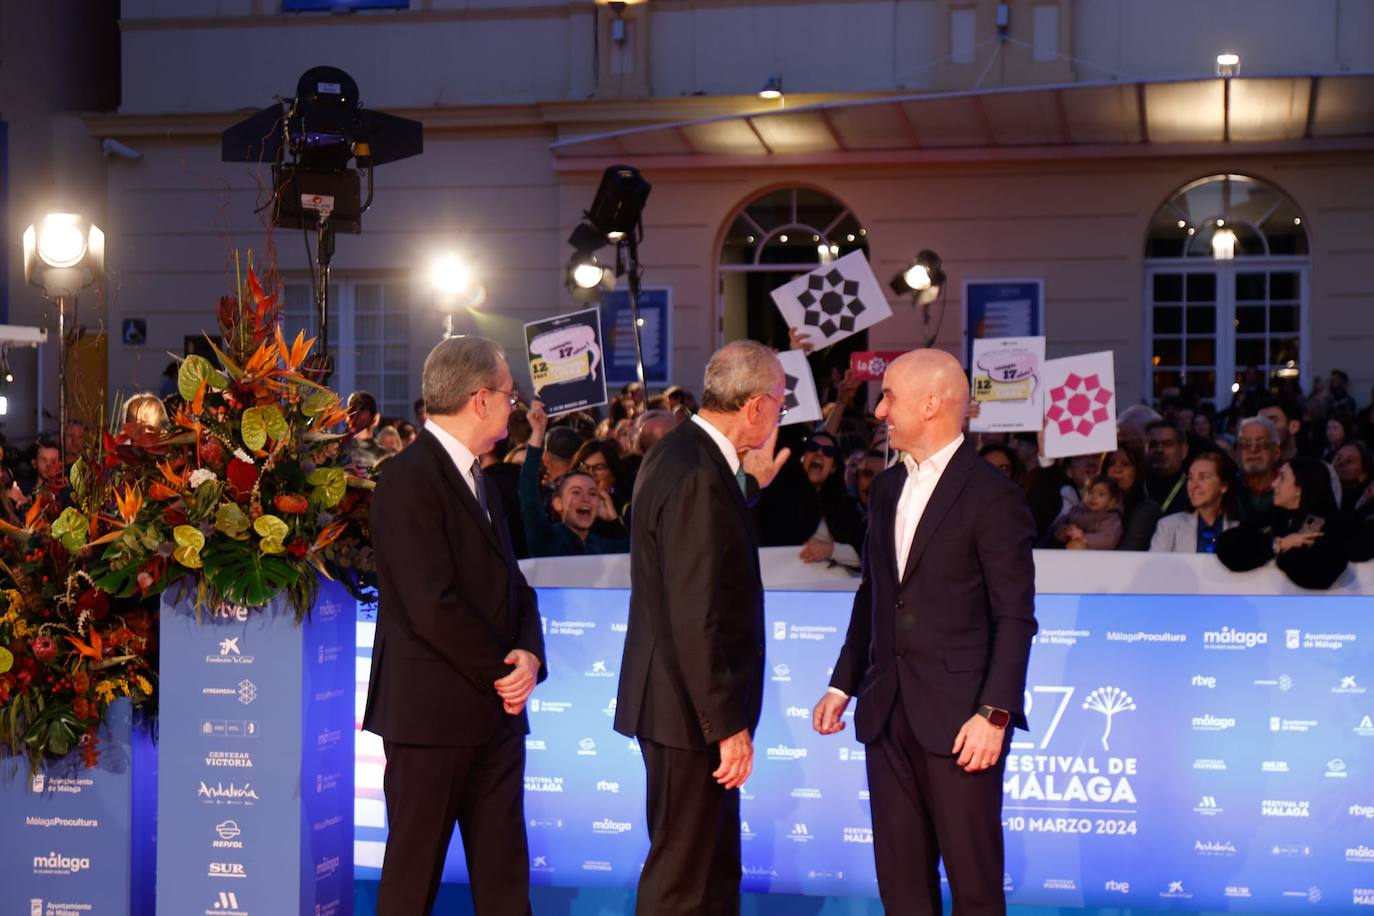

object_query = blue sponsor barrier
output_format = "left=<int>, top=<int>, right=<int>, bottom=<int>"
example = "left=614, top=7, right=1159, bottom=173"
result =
left=158, top=579, right=354, bottom=916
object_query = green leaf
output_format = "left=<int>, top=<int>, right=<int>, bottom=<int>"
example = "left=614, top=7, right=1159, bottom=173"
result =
left=301, top=391, right=336, bottom=419
left=241, top=405, right=289, bottom=451
left=214, top=503, right=251, bottom=540
left=178, top=354, right=228, bottom=401
left=173, top=525, right=206, bottom=569
left=201, top=539, right=303, bottom=608
left=307, top=466, right=347, bottom=508
left=51, top=508, right=89, bottom=552
left=68, top=459, right=90, bottom=501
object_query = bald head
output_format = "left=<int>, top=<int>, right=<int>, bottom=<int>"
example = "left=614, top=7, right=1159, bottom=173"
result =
left=878, top=348, right=969, bottom=460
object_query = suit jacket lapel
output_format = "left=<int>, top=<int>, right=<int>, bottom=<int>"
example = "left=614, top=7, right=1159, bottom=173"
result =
left=419, top=431, right=504, bottom=557
left=899, top=441, right=975, bottom=586
left=684, top=419, right=751, bottom=519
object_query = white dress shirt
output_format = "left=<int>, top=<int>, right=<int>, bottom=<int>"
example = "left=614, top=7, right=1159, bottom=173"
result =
left=425, top=419, right=485, bottom=513
left=894, top=433, right=965, bottom=576
left=828, top=433, right=965, bottom=701
left=692, top=414, right=741, bottom=475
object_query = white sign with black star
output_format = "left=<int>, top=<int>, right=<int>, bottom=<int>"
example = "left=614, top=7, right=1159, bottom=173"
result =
left=769, top=251, right=893, bottom=348
left=776, top=350, right=823, bottom=427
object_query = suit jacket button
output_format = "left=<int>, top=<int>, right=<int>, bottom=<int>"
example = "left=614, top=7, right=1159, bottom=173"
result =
left=895, top=599, right=905, bottom=609
left=895, top=650, right=906, bottom=659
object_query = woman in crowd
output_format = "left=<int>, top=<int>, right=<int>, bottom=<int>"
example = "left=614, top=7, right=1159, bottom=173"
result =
left=124, top=391, right=169, bottom=430
left=375, top=424, right=404, bottom=454
left=1324, top=412, right=1355, bottom=462
left=755, top=429, right=865, bottom=564
left=978, top=443, right=1024, bottom=488
left=1151, top=450, right=1237, bottom=553
left=1102, top=444, right=1161, bottom=550
left=571, top=438, right=631, bottom=536
left=1216, top=456, right=1348, bottom=589
left=1332, top=441, right=1373, bottom=515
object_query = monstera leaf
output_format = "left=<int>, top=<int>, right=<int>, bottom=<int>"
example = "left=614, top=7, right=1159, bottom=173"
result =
left=172, top=525, right=206, bottom=568
left=51, top=508, right=89, bottom=552
left=241, top=405, right=289, bottom=452
left=201, top=539, right=302, bottom=609
left=23, top=703, right=84, bottom=758
left=307, top=467, right=347, bottom=509
left=252, top=514, right=289, bottom=555
left=178, top=354, right=228, bottom=401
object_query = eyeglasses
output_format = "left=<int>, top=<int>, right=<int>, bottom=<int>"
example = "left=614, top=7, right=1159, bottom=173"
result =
left=469, top=387, right=520, bottom=408
left=758, top=392, right=789, bottom=418
left=803, top=440, right=840, bottom=458
left=579, top=460, right=611, bottom=475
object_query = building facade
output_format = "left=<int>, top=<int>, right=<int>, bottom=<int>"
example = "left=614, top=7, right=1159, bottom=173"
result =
left=8, top=0, right=1373, bottom=432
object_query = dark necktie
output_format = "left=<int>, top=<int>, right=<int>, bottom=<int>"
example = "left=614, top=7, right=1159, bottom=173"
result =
left=470, top=459, right=490, bottom=518
left=736, top=467, right=748, bottom=497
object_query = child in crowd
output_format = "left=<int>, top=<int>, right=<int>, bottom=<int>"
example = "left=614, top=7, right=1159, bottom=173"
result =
left=1052, top=475, right=1124, bottom=550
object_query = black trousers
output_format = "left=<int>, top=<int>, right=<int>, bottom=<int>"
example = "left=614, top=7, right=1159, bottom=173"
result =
left=635, top=737, right=742, bottom=915
left=865, top=700, right=1009, bottom=916
left=377, top=728, right=530, bottom=916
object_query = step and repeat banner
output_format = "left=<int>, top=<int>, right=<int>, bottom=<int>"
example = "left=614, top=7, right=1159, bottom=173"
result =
left=354, top=589, right=1374, bottom=912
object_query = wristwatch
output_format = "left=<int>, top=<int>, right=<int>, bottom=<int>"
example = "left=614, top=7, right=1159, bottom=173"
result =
left=977, top=705, right=1011, bottom=728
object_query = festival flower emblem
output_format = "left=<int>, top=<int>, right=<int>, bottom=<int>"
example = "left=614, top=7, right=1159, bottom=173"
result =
left=1045, top=372, right=1114, bottom=436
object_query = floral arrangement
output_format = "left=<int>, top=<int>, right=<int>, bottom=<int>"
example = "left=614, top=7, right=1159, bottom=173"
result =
left=0, top=496, right=157, bottom=770
left=0, top=254, right=374, bottom=771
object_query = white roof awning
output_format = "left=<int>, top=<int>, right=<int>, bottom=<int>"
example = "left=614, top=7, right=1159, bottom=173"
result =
left=550, top=73, right=1374, bottom=170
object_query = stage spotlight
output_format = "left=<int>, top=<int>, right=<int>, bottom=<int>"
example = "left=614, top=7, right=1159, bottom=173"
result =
left=585, top=165, right=651, bottom=244
left=429, top=253, right=472, bottom=297
left=565, top=253, right=615, bottom=303
left=23, top=210, right=105, bottom=466
left=759, top=76, right=783, bottom=100
left=889, top=249, right=945, bottom=305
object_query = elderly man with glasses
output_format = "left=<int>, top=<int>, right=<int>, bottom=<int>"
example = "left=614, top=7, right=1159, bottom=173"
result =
left=1235, top=415, right=1283, bottom=524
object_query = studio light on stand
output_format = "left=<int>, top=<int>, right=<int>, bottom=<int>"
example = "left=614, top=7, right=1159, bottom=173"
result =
left=222, top=66, right=423, bottom=381
left=427, top=253, right=486, bottom=338
left=889, top=249, right=947, bottom=348
left=23, top=212, right=104, bottom=467
left=565, top=165, right=652, bottom=384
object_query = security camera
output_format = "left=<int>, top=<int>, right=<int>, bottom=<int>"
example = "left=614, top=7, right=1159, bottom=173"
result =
left=101, top=138, right=143, bottom=161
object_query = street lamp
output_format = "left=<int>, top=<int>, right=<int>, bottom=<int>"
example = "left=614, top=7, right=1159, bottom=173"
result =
left=23, top=211, right=105, bottom=467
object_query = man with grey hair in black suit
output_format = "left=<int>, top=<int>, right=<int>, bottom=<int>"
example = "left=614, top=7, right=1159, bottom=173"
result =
left=615, top=339, right=791, bottom=915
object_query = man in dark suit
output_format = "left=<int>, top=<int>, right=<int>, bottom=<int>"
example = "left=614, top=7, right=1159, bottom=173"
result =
left=363, top=336, right=547, bottom=915
left=615, top=340, right=790, bottom=915
left=813, top=348, right=1037, bottom=915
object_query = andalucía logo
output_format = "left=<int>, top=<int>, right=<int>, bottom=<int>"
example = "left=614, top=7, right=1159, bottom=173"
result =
left=198, top=781, right=259, bottom=805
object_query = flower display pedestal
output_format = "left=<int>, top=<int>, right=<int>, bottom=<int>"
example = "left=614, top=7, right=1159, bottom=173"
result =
left=156, top=578, right=354, bottom=916
left=0, top=697, right=156, bottom=915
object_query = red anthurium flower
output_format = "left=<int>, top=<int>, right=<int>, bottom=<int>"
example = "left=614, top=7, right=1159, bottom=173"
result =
left=75, top=587, right=111, bottom=622
left=226, top=458, right=258, bottom=497
left=286, top=537, right=310, bottom=558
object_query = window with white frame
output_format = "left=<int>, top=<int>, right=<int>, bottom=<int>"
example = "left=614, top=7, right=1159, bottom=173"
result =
left=1144, top=174, right=1309, bottom=408
left=282, top=280, right=413, bottom=419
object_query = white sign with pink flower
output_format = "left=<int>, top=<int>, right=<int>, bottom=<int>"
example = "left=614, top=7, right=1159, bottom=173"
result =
left=1041, top=351, right=1119, bottom=459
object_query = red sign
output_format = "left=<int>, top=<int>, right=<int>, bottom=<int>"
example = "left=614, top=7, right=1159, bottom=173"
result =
left=848, top=351, right=905, bottom=382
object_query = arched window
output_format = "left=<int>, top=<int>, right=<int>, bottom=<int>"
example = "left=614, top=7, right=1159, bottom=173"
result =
left=1144, top=174, right=1309, bottom=408
left=718, top=187, right=870, bottom=387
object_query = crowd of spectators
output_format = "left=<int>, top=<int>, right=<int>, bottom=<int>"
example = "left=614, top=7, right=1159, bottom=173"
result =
left=4, top=353, right=1371, bottom=592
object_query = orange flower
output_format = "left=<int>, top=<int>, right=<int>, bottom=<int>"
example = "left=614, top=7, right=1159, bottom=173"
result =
left=115, top=486, right=144, bottom=525
left=148, top=481, right=181, bottom=501
left=274, top=493, right=309, bottom=514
